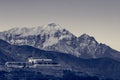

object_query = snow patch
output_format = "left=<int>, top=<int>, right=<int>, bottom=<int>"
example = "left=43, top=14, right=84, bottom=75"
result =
left=43, top=37, right=59, bottom=48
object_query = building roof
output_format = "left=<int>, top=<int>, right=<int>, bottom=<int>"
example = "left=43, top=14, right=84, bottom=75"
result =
left=28, top=57, right=52, bottom=61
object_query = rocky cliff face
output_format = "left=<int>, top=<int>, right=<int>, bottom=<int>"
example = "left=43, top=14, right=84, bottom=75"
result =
left=0, top=23, right=120, bottom=60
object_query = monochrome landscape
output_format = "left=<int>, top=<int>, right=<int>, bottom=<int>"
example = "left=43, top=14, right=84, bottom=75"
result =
left=0, top=0, right=120, bottom=80
left=0, top=23, right=120, bottom=80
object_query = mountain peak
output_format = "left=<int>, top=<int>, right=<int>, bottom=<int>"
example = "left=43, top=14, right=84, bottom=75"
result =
left=48, top=23, right=58, bottom=27
left=78, top=33, right=98, bottom=46
left=79, top=33, right=91, bottom=39
left=0, top=23, right=120, bottom=60
left=44, top=22, right=63, bottom=30
left=0, top=23, right=64, bottom=37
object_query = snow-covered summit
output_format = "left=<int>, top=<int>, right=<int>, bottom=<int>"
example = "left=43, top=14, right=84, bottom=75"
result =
left=79, top=34, right=91, bottom=39
left=0, top=23, right=119, bottom=59
left=47, top=23, right=59, bottom=27
left=5, top=23, right=64, bottom=37
left=78, top=33, right=98, bottom=44
left=0, top=23, right=80, bottom=56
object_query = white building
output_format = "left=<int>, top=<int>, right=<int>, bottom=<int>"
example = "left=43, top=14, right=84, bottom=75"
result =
left=5, top=62, right=29, bottom=68
left=28, top=57, right=52, bottom=63
left=28, top=57, right=60, bottom=67
left=5, top=57, right=60, bottom=69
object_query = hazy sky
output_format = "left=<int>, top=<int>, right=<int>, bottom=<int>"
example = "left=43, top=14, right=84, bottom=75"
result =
left=0, top=0, right=120, bottom=51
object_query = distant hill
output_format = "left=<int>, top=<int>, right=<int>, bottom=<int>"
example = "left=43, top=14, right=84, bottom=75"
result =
left=0, top=39, right=120, bottom=79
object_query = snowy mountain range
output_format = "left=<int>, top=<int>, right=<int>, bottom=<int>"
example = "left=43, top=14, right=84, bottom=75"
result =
left=0, top=23, right=120, bottom=60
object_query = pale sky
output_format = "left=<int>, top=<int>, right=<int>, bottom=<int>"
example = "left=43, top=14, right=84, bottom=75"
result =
left=0, top=0, right=120, bottom=51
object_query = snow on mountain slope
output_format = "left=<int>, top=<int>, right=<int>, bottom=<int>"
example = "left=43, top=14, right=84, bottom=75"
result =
left=76, top=34, right=99, bottom=58
left=3, top=23, right=63, bottom=36
left=0, top=23, right=120, bottom=59
left=0, top=23, right=80, bottom=57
